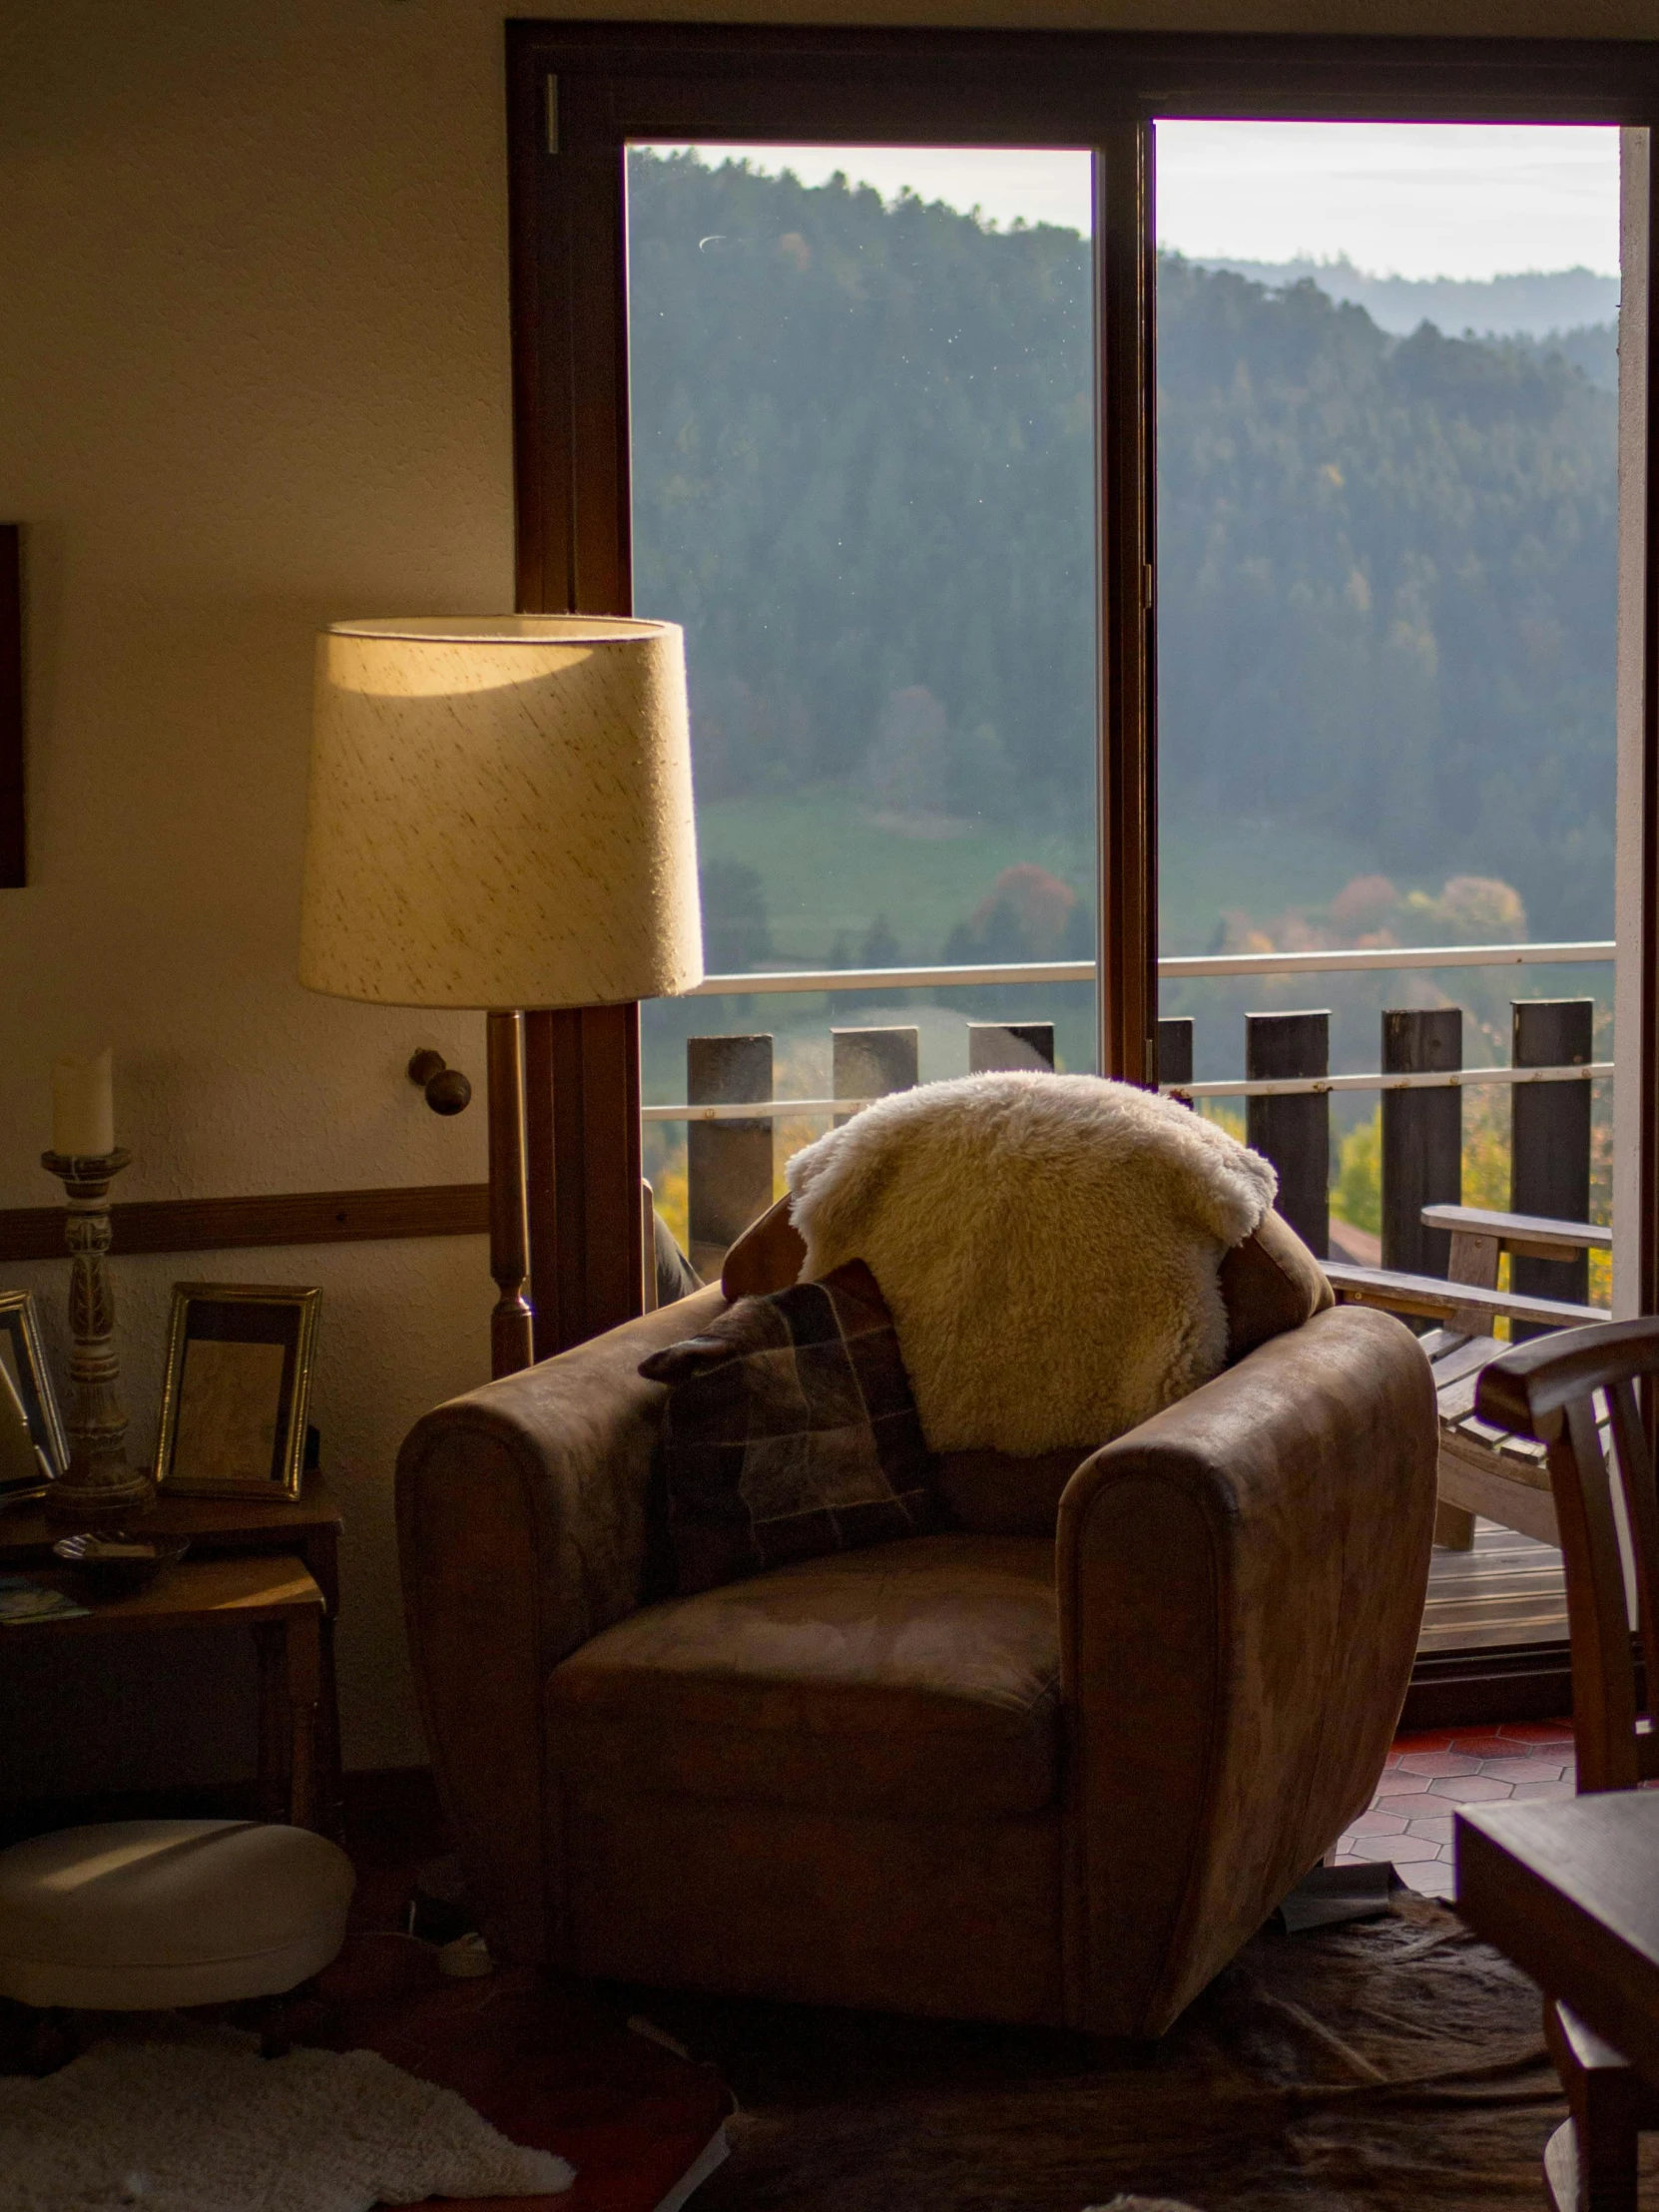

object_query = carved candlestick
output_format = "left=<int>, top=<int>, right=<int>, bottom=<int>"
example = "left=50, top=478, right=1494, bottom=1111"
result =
left=40, top=1147, right=154, bottom=1527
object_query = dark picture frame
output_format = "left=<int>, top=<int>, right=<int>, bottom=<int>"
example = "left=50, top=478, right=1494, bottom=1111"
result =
left=0, top=1290, right=66, bottom=1502
left=154, top=1283, right=321, bottom=1499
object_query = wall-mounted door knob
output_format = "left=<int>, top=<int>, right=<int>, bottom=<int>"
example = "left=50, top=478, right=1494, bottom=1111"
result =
left=408, top=1049, right=473, bottom=1116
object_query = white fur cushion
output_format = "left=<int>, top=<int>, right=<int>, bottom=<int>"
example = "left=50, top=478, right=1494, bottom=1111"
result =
left=785, top=1072, right=1277, bottom=1455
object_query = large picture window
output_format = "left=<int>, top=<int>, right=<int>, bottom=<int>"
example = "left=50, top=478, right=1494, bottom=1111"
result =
left=507, top=24, right=1659, bottom=1702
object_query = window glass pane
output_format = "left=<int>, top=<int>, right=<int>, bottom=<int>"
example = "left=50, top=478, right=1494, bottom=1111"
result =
left=626, top=144, right=1097, bottom=1273
left=1154, top=121, right=1618, bottom=1297
left=1153, top=119, right=1621, bottom=1671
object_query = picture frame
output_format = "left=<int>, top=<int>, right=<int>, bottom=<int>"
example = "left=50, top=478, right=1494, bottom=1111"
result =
left=0, top=1289, right=67, bottom=1503
left=154, top=1283, right=321, bottom=1499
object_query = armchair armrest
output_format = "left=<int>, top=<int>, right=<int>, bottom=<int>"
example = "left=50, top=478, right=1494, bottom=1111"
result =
left=1056, top=1302, right=1436, bottom=2036
left=395, top=1286, right=726, bottom=1962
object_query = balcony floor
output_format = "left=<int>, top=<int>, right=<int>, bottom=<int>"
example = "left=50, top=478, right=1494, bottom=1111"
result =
left=1418, top=1517, right=1568, bottom=1653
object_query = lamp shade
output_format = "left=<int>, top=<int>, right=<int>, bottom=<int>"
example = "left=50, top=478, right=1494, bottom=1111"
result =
left=298, top=616, right=704, bottom=1010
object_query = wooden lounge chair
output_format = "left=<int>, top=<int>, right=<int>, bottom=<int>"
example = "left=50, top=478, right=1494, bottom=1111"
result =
left=1326, top=1204, right=1610, bottom=1550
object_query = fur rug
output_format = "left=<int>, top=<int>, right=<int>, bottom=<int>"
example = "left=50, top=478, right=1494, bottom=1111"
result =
left=785, top=1072, right=1277, bottom=1453
left=0, top=2019, right=572, bottom=2212
left=645, top=1894, right=1565, bottom=2211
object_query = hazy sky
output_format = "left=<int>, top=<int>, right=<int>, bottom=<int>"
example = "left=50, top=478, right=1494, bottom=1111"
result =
left=660, top=123, right=1620, bottom=281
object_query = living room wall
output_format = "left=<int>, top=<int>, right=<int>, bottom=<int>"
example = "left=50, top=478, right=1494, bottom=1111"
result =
left=0, top=0, right=1649, bottom=1794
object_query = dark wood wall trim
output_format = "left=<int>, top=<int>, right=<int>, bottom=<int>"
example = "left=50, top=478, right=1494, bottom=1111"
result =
left=0, top=1184, right=488, bottom=1265
left=1, top=525, right=22, bottom=889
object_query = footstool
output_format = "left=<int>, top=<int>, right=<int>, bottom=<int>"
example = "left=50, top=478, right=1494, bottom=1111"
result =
left=0, top=1820, right=354, bottom=2008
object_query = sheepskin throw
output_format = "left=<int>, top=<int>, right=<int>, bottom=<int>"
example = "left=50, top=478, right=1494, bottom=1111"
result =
left=0, top=2023, right=573, bottom=2212
left=785, top=1071, right=1277, bottom=1455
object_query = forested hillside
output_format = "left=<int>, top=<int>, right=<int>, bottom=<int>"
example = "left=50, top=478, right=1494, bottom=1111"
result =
left=628, top=149, right=1617, bottom=952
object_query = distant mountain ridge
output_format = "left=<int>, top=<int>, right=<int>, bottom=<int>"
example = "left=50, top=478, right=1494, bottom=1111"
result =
left=1187, top=254, right=1618, bottom=339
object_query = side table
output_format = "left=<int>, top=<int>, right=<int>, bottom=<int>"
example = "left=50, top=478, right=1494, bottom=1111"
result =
left=4, top=1556, right=327, bottom=1830
left=0, top=1480, right=344, bottom=1835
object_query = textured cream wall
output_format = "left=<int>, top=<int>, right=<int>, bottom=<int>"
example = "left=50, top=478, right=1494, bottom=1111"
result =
left=0, top=0, right=1644, bottom=1787
left=0, top=3, right=514, bottom=1782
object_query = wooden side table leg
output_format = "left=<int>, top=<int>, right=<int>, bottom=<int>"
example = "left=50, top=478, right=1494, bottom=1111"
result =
left=283, top=1611, right=323, bottom=1831
left=254, top=1623, right=286, bottom=1823
left=318, top=1614, right=344, bottom=1840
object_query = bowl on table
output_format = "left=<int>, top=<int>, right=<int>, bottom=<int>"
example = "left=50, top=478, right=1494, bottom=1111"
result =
left=51, top=1530, right=190, bottom=1600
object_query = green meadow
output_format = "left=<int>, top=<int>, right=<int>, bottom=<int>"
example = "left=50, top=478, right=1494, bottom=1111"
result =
left=695, top=783, right=1393, bottom=968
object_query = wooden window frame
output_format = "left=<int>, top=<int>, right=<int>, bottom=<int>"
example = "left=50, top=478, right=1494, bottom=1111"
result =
left=1, top=524, right=22, bottom=888
left=506, top=22, right=1659, bottom=1360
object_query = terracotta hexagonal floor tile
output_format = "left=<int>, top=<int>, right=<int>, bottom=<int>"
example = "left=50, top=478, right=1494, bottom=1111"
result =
left=1383, top=1835, right=1444, bottom=1863
left=1398, top=1752, right=1482, bottom=1777
left=1509, top=1778, right=1575, bottom=1801
left=1473, top=1757, right=1569, bottom=1784
left=1373, top=1772, right=1436, bottom=1799
left=1347, top=1807, right=1410, bottom=1837
left=1429, top=1775, right=1515, bottom=1803
left=1403, top=1814, right=1456, bottom=1844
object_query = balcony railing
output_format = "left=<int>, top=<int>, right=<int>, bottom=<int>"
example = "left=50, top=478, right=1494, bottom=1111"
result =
left=655, top=938, right=1616, bottom=1281
left=688, top=938, right=1614, bottom=996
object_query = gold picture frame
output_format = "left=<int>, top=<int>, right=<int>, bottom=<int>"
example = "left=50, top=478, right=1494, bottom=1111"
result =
left=0, top=1289, right=67, bottom=1504
left=154, top=1283, right=321, bottom=1499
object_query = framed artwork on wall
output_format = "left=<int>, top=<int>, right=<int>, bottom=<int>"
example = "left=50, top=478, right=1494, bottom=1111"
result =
left=154, top=1283, right=321, bottom=1499
left=0, top=1290, right=67, bottom=1502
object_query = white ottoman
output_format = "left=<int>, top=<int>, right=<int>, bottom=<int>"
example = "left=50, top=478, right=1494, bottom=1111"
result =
left=0, top=1820, right=355, bottom=2009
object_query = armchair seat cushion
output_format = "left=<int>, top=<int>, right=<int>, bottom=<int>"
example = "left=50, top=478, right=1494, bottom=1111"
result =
left=546, top=1532, right=1059, bottom=1821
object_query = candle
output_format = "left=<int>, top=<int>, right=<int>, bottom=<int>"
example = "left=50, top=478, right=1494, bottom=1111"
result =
left=51, top=1049, right=115, bottom=1158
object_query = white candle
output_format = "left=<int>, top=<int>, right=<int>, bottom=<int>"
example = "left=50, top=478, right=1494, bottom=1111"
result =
left=52, top=1049, right=115, bottom=1158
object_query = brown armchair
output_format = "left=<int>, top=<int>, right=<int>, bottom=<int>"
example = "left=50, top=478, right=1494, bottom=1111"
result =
left=397, top=1289, right=1436, bottom=2037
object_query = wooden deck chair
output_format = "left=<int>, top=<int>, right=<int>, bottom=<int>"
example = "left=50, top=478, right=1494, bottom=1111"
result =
left=1327, top=1205, right=1610, bottom=1550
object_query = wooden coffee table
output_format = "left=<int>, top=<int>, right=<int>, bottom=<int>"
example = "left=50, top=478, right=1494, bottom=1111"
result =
left=2, top=1555, right=327, bottom=1831
left=1456, top=1793, right=1659, bottom=2092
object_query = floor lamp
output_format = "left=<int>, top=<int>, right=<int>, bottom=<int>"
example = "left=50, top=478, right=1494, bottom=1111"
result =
left=297, top=616, right=704, bottom=1377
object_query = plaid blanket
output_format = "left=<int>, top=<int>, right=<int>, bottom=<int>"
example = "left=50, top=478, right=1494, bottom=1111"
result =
left=639, top=1260, right=942, bottom=1594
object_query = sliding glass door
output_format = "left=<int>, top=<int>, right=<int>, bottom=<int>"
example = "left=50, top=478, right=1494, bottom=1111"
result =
left=625, top=142, right=1100, bottom=1271
left=506, top=25, right=1659, bottom=1377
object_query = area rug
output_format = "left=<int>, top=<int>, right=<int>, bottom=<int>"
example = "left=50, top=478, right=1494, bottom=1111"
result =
left=0, top=2018, right=571, bottom=2212
left=316, top=1932, right=733, bottom=2212
left=627, top=1893, right=1572, bottom=2210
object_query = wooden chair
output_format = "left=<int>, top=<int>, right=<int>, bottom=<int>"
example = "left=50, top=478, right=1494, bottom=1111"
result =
left=1328, top=1204, right=1610, bottom=1550
left=1473, top=1316, right=1659, bottom=2212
